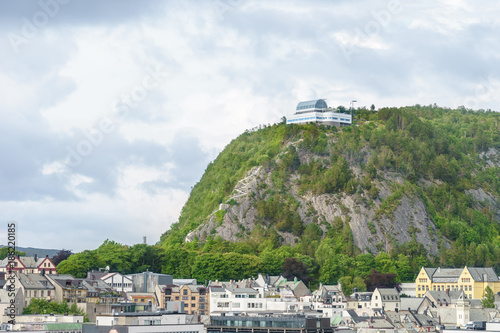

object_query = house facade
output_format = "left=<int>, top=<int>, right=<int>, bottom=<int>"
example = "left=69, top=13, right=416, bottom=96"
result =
left=0, top=255, right=57, bottom=275
left=371, top=288, right=400, bottom=311
left=16, top=273, right=55, bottom=307
left=156, top=284, right=208, bottom=315
left=310, top=284, right=346, bottom=320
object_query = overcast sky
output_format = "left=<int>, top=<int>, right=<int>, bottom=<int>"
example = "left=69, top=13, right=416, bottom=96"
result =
left=1, top=0, right=499, bottom=252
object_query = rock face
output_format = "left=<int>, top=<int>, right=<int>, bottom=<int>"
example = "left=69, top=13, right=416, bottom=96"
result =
left=185, top=163, right=445, bottom=256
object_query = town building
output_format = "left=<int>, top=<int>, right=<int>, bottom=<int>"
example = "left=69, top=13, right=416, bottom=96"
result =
left=371, top=288, right=400, bottom=312
left=310, top=284, right=346, bottom=323
left=128, top=272, right=173, bottom=293
left=346, top=291, right=373, bottom=310
left=0, top=287, right=23, bottom=317
left=100, top=272, right=133, bottom=294
left=16, top=272, right=55, bottom=307
left=0, top=255, right=57, bottom=275
left=416, top=267, right=500, bottom=299
left=46, top=274, right=88, bottom=304
left=286, top=99, right=352, bottom=127
left=90, top=310, right=204, bottom=333
left=419, top=289, right=500, bottom=327
left=208, top=314, right=333, bottom=333
left=1, top=313, right=84, bottom=333
left=155, top=284, right=208, bottom=315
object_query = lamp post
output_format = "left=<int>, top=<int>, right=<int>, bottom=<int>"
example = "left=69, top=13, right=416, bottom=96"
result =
left=350, top=100, right=357, bottom=124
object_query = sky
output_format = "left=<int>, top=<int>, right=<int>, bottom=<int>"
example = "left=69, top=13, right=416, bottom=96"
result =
left=1, top=0, right=499, bottom=252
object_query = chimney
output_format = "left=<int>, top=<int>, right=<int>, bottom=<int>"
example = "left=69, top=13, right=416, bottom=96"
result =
left=34, top=254, right=38, bottom=262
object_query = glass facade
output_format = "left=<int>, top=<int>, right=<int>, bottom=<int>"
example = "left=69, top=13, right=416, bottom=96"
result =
left=296, top=99, right=328, bottom=111
left=209, top=316, right=333, bottom=333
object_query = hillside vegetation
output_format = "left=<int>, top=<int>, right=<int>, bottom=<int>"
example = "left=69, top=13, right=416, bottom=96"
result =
left=59, top=105, right=499, bottom=291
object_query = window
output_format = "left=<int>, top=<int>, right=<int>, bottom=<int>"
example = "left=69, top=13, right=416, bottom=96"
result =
left=182, top=296, right=188, bottom=300
left=183, top=289, right=188, bottom=295
left=191, top=303, right=195, bottom=307
left=175, top=296, right=179, bottom=300
left=433, top=286, right=436, bottom=291
left=41, top=291, right=44, bottom=297
left=191, top=296, right=196, bottom=300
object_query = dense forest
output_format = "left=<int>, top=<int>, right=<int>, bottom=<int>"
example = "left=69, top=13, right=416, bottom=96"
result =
left=58, top=105, right=500, bottom=293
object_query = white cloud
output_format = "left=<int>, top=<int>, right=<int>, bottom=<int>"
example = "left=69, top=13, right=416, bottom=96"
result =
left=0, top=0, right=499, bottom=251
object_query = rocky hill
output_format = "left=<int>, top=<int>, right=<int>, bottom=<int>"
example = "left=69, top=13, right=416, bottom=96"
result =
left=160, top=106, right=500, bottom=269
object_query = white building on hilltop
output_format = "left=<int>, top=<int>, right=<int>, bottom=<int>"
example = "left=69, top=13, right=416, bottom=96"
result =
left=286, top=99, right=352, bottom=127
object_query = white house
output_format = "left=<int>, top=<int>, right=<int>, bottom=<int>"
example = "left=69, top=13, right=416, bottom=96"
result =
left=101, top=272, right=133, bottom=293
left=371, top=288, right=400, bottom=312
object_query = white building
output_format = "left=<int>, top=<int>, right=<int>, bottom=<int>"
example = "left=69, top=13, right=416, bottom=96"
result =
left=208, top=285, right=303, bottom=315
left=101, top=272, right=133, bottom=293
left=310, top=284, right=346, bottom=322
left=371, top=288, right=400, bottom=311
left=95, top=311, right=204, bottom=333
left=286, top=99, right=352, bottom=127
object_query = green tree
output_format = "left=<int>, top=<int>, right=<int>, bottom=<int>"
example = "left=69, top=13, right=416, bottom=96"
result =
left=23, top=299, right=84, bottom=315
left=0, top=248, right=25, bottom=260
left=481, top=286, right=495, bottom=308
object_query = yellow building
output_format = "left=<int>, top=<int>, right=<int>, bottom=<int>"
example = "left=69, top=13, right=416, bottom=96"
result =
left=415, top=267, right=500, bottom=299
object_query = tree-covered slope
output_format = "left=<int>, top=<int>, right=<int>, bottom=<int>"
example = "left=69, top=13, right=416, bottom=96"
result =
left=160, top=105, right=499, bottom=269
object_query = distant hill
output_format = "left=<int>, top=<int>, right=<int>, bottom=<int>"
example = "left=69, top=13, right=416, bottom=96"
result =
left=0, top=245, right=63, bottom=258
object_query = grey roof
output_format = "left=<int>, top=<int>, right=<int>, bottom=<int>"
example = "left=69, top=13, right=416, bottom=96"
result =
left=209, top=287, right=226, bottom=293
left=400, top=298, right=424, bottom=311
left=0, top=256, right=47, bottom=268
left=469, top=308, right=494, bottom=322
left=18, top=273, right=55, bottom=289
left=377, top=288, right=400, bottom=297
left=468, top=267, right=499, bottom=282
left=322, top=285, right=341, bottom=292
left=173, top=279, right=197, bottom=285
left=227, top=287, right=258, bottom=293
left=82, top=279, right=114, bottom=292
left=425, top=290, right=465, bottom=305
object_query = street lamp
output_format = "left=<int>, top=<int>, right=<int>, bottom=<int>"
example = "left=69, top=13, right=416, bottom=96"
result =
left=350, top=100, right=357, bottom=123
